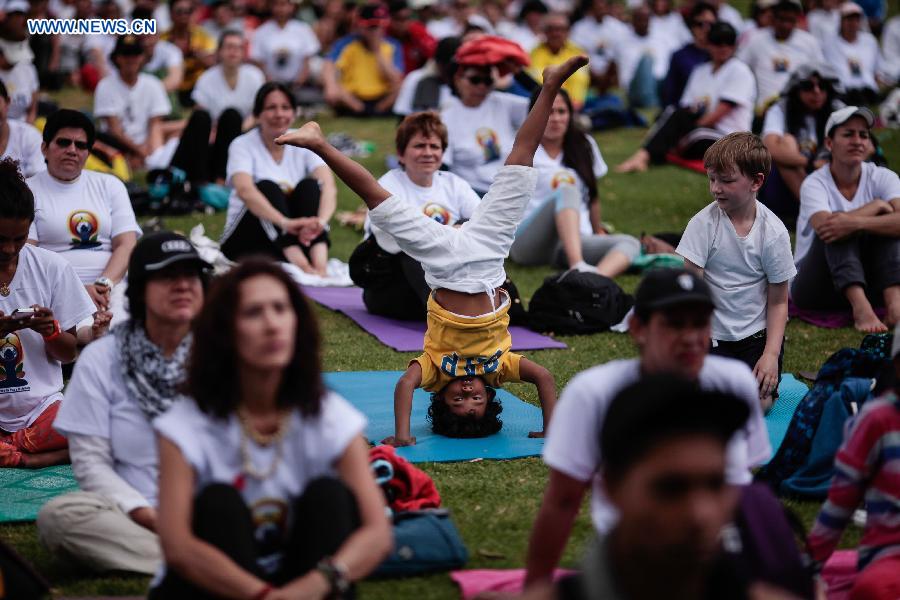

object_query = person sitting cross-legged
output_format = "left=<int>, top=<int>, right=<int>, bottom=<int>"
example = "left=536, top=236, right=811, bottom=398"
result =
left=0, top=158, right=96, bottom=468
left=275, top=57, right=591, bottom=446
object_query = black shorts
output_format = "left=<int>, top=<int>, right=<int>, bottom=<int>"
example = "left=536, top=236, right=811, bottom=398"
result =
left=710, top=329, right=784, bottom=398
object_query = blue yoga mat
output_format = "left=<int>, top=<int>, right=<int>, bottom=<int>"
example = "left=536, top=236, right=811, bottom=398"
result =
left=324, top=371, right=544, bottom=463
left=764, top=374, right=808, bottom=463
left=0, top=464, right=78, bottom=522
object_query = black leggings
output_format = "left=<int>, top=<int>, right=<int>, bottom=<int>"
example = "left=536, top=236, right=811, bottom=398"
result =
left=96, top=108, right=241, bottom=184
left=149, top=478, right=360, bottom=599
left=643, top=106, right=719, bottom=163
left=221, top=178, right=329, bottom=262
left=363, top=251, right=431, bottom=321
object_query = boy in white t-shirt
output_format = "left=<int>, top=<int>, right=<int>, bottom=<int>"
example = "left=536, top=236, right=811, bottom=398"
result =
left=677, top=132, right=797, bottom=410
left=276, top=56, right=590, bottom=445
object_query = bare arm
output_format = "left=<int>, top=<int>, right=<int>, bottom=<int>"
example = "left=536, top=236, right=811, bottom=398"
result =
left=144, top=116, right=164, bottom=155
left=320, top=60, right=342, bottom=104
left=294, top=56, right=312, bottom=87
left=682, top=257, right=704, bottom=278
left=385, top=362, right=421, bottom=446
left=156, top=436, right=272, bottom=599
left=26, top=92, right=38, bottom=124
left=162, top=62, right=185, bottom=93
left=280, top=437, right=392, bottom=597
left=754, top=281, right=788, bottom=401
left=763, top=133, right=807, bottom=168
left=695, top=101, right=733, bottom=129
left=312, top=165, right=338, bottom=224
left=589, top=198, right=603, bottom=234
left=518, top=357, right=556, bottom=436
left=275, top=123, right=392, bottom=210
left=811, top=200, right=897, bottom=243
left=374, top=46, right=402, bottom=89
left=232, top=172, right=294, bottom=226
left=524, top=468, right=590, bottom=587
left=102, top=231, right=137, bottom=284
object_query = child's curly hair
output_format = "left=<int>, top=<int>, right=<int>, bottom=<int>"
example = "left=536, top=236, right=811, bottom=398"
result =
left=427, top=385, right=503, bottom=438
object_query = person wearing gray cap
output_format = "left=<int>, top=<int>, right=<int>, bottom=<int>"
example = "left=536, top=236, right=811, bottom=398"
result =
left=791, top=106, right=900, bottom=333
left=759, top=63, right=844, bottom=223
left=523, top=268, right=771, bottom=588
left=37, top=231, right=211, bottom=575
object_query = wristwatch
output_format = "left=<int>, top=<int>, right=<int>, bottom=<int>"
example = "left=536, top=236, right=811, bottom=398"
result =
left=94, top=276, right=113, bottom=289
left=316, top=557, right=350, bottom=597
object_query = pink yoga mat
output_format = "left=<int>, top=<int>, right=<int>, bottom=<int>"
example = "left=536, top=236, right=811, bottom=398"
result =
left=302, top=286, right=567, bottom=352
left=449, top=552, right=856, bottom=600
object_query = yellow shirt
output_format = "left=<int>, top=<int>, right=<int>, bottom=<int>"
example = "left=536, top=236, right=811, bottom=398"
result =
left=334, top=38, right=397, bottom=101
left=529, top=41, right=591, bottom=108
left=163, top=27, right=216, bottom=91
left=414, top=293, right=522, bottom=393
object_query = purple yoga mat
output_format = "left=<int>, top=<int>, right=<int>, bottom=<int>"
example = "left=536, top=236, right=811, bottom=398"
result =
left=789, top=300, right=886, bottom=329
left=302, top=286, right=567, bottom=352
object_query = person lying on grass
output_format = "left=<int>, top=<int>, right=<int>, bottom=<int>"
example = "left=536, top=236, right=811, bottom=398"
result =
left=275, top=56, right=591, bottom=445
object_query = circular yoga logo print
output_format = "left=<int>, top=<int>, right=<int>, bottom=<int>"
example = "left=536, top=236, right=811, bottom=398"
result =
left=422, top=202, right=452, bottom=225
left=550, top=170, right=577, bottom=189
left=68, top=210, right=102, bottom=249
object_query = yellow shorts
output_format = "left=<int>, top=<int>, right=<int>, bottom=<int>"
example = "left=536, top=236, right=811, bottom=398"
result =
left=413, top=293, right=522, bottom=393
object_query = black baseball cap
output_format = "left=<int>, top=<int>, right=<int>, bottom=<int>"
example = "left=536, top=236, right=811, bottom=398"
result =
left=634, top=268, right=716, bottom=315
left=601, top=374, right=750, bottom=479
left=128, top=231, right=211, bottom=280
left=708, top=21, right=737, bottom=46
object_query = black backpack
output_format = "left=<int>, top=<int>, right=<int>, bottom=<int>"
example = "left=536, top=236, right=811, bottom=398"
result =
left=527, top=270, right=633, bottom=335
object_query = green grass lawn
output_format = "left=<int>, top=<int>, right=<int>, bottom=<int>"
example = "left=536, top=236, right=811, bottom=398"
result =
left=2, top=103, right=897, bottom=597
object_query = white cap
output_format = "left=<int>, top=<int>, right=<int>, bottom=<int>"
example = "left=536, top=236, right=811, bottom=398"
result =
left=839, top=1, right=864, bottom=16
left=3, top=0, right=29, bottom=13
left=825, top=105, right=874, bottom=137
left=0, top=38, right=34, bottom=65
left=409, top=0, right=438, bottom=8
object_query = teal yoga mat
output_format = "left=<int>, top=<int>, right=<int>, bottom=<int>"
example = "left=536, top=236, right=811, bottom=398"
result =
left=0, top=464, right=78, bottom=522
left=324, top=371, right=544, bottom=463
left=764, top=374, right=809, bottom=463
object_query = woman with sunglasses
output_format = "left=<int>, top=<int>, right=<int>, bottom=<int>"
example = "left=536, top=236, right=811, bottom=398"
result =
left=151, top=259, right=391, bottom=599
left=26, top=109, right=141, bottom=342
left=616, top=22, right=756, bottom=173
left=510, top=89, right=639, bottom=277
left=441, top=59, right=530, bottom=195
left=759, top=64, right=844, bottom=224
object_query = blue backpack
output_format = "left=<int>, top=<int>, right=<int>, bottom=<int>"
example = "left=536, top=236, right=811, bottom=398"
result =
left=371, top=509, right=468, bottom=578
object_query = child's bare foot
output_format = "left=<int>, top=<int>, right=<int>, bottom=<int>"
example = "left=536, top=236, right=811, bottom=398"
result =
left=542, top=55, right=589, bottom=89
left=616, top=149, right=650, bottom=173
left=853, top=304, right=888, bottom=333
left=274, top=121, right=325, bottom=149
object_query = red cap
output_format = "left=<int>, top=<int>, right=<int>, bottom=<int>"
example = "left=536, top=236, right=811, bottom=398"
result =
left=454, top=36, right=530, bottom=74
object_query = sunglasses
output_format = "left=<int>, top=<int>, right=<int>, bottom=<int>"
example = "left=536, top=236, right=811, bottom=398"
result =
left=797, top=80, right=826, bottom=92
left=465, top=75, right=494, bottom=86
left=55, top=137, right=90, bottom=150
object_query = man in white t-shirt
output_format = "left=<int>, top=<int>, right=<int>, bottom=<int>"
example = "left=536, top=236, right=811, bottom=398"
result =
left=0, top=80, right=43, bottom=178
left=0, top=156, right=96, bottom=468
left=27, top=110, right=141, bottom=342
left=523, top=268, right=770, bottom=587
left=609, top=4, right=673, bottom=108
left=0, top=37, right=39, bottom=124
left=93, top=35, right=172, bottom=170
left=570, top=0, right=629, bottom=92
left=736, top=0, right=823, bottom=113
left=138, top=13, right=185, bottom=95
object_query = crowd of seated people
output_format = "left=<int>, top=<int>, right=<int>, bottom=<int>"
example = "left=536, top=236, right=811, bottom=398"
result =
left=0, top=0, right=897, bottom=597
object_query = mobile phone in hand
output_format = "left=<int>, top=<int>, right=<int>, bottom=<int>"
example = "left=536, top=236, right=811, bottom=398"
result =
left=10, top=308, right=35, bottom=320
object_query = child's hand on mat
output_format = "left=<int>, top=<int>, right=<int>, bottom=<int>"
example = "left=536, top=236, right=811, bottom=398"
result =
left=274, top=122, right=325, bottom=150
left=753, top=353, right=779, bottom=402
left=381, top=435, right=416, bottom=447
left=528, top=431, right=545, bottom=439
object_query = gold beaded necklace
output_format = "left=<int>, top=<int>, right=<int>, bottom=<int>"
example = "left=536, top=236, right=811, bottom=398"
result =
left=237, top=409, right=292, bottom=481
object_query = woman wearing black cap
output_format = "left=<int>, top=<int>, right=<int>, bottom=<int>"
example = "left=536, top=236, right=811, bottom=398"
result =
left=37, top=231, right=210, bottom=576
left=615, top=22, right=757, bottom=173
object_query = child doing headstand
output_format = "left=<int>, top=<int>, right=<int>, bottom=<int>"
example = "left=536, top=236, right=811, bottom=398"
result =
left=276, top=56, right=589, bottom=445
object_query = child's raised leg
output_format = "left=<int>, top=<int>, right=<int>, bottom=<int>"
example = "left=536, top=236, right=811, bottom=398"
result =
left=275, top=122, right=392, bottom=210
left=505, top=55, right=589, bottom=167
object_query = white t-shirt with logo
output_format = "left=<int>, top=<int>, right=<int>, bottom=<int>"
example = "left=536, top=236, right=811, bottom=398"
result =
left=543, top=356, right=771, bottom=534
left=54, top=334, right=160, bottom=509
left=441, top=92, right=529, bottom=193
left=736, top=28, right=824, bottom=110
left=143, top=40, right=183, bottom=75
left=761, top=101, right=821, bottom=157
left=680, top=57, right=756, bottom=134
left=610, top=28, right=674, bottom=88
left=27, top=169, right=142, bottom=285
left=191, top=64, right=266, bottom=121
left=823, top=33, right=880, bottom=92
left=222, top=128, right=327, bottom=241
left=0, top=245, right=95, bottom=432
left=570, top=15, right=629, bottom=75
left=392, top=66, right=454, bottom=116
left=677, top=200, right=797, bottom=341
left=4, top=120, right=44, bottom=178
left=0, top=62, right=38, bottom=122
left=153, top=392, right=366, bottom=576
left=796, top=163, right=900, bottom=265
left=249, top=19, right=321, bottom=83
left=93, top=71, right=172, bottom=146
left=529, top=135, right=607, bottom=237
left=365, top=168, right=481, bottom=254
